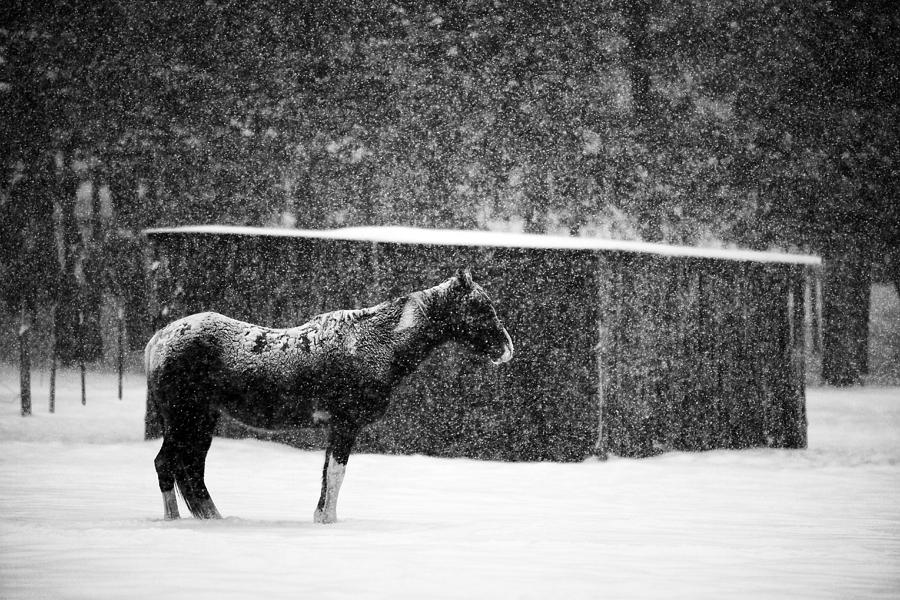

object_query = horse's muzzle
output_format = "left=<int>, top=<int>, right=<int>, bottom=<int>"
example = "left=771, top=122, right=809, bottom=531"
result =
left=491, top=328, right=514, bottom=365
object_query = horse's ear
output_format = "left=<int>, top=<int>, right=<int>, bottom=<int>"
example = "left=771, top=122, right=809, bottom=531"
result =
left=455, top=268, right=474, bottom=291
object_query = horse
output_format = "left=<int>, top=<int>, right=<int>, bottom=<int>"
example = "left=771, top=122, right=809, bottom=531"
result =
left=145, top=269, right=514, bottom=522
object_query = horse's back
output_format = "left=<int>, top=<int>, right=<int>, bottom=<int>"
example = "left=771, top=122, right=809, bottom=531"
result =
left=146, top=311, right=312, bottom=393
left=146, top=312, right=228, bottom=371
left=144, top=304, right=397, bottom=427
left=147, top=312, right=273, bottom=395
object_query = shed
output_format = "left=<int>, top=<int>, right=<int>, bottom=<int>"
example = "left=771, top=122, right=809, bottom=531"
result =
left=143, top=225, right=820, bottom=460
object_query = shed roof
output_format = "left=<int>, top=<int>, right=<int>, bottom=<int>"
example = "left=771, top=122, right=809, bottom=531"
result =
left=143, top=225, right=821, bottom=265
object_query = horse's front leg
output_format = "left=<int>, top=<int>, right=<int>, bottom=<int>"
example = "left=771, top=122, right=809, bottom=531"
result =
left=313, top=422, right=358, bottom=524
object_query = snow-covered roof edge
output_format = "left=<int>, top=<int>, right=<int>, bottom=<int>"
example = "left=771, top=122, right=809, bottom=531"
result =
left=143, top=225, right=822, bottom=265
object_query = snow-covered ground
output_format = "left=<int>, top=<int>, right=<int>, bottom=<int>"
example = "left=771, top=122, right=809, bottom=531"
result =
left=1, top=367, right=898, bottom=599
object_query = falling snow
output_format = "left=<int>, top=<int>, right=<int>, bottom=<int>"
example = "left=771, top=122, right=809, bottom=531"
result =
left=2, top=4, right=899, bottom=598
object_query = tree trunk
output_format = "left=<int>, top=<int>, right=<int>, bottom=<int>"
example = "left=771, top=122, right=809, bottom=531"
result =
left=117, top=305, right=124, bottom=400
left=49, top=304, right=56, bottom=413
left=80, top=309, right=87, bottom=405
left=55, top=164, right=82, bottom=365
left=808, top=270, right=822, bottom=354
left=79, top=252, right=105, bottom=362
left=79, top=183, right=105, bottom=362
left=522, top=169, right=548, bottom=234
left=623, top=0, right=652, bottom=126
left=822, top=251, right=871, bottom=386
left=19, top=305, right=32, bottom=417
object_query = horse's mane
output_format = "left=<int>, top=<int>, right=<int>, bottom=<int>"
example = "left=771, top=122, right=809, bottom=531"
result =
left=414, top=276, right=491, bottom=315
left=403, top=277, right=459, bottom=323
left=294, top=276, right=462, bottom=340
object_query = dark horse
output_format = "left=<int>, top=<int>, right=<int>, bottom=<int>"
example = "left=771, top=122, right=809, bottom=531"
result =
left=145, top=269, right=514, bottom=522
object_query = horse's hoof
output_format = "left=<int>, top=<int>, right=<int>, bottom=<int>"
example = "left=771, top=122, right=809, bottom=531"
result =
left=162, top=491, right=180, bottom=520
left=313, top=510, right=336, bottom=524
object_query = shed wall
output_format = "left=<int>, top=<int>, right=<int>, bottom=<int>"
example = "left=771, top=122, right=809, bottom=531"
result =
left=145, top=231, right=808, bottom=459
left=146, top=233, right=601, bottom=461
left=595, top=255, right=807, bottom=456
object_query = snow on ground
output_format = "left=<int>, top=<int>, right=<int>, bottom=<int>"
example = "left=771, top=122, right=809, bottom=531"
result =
left=1, top=366, right=898, bottom=599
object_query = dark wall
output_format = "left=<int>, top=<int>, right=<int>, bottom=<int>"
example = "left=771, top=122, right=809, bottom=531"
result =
left=596, top=256, right=807, bottom=457
left=146, top=233, right=601, bottom=461
left=145, top=232, right=808, bottom=460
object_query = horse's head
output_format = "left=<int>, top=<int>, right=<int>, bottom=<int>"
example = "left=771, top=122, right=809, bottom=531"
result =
left=442, top=269, right=514, bottom=365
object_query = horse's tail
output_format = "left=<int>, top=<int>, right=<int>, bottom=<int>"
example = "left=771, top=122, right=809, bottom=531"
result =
left=145, top=387, right=165, bottom=440
left=172, top=466, right=199, bottom=517
left=144, top=325, right=172, bottom=439
left=171, top=456, right=221, bottom=519
left=144, top=328, right=163, bottom=375
left=144, top=328, right=164, bottom=440
left=170, top=407, right=221, bottom=519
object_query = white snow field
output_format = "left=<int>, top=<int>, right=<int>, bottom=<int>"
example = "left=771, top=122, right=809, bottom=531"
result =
left=1, top=367, right=898, bottom=599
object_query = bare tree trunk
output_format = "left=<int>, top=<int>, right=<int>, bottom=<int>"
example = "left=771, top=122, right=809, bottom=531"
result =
left=623, top=0, right=652, bottom=126
left=80, top=310, right=87, bottom=405
left=49, top=303, right=56, bottom=413
left=19, top=304, right=32, bottom=416
left=118, top=305, right=125, bottom=400
left=55, top=162, right=82, bottom=365
left=80, top=182, right=105, bottom=362
left=822, top=250, right=871, bottom=386
left=809, top=270, right=822, bottom=354
left=522, top=170, right=548, bottom=234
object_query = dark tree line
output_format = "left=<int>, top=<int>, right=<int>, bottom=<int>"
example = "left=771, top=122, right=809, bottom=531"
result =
left=2, top=0, right=898, bottom=383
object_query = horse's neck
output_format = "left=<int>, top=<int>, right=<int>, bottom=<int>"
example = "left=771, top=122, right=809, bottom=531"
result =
left=387, top=289, right=450, bottom=381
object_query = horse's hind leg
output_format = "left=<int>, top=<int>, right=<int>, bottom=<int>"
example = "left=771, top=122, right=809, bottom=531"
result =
left=174, top=412, right=222, bottom=519
left=155, top=436, right=181, bottom=519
